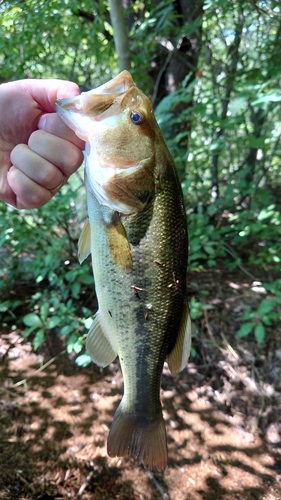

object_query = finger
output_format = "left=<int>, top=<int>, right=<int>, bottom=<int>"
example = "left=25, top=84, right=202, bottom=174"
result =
left=10, top=143, right=66, bottom=191
left=0, top=173, right=17, bottom=207
left=28, top=130, right=84, bottom=177
left=38, top=113, right=85, bottom=149
left=18, top=79, right=81, bottom=113
left=7, top=167, right=53, bottom=209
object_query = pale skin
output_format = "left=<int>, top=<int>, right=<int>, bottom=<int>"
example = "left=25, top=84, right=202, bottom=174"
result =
left=0, top=79, right=85, bottom=209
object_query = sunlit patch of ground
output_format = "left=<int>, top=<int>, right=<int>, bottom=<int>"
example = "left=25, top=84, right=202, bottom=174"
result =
left=0, top=268, right=280, bottom=499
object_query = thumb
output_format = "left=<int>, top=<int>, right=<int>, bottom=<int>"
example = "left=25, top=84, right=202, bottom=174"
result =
left=56, top=81, right=81, bottom=99
left=18, top=79, right=81, bottom=113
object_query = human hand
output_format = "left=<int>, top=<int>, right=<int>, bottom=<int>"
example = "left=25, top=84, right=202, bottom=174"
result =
left=0, top=79, right=85, bottom=209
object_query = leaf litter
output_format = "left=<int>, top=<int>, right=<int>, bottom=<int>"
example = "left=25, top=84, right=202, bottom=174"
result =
left=0, top=267, right=280, bottom=500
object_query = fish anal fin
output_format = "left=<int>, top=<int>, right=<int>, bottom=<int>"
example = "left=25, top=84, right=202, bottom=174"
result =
left=104, top=214, right=132, bottom=273
left=86, top=312, right=117, bottom=367
left=78, top=218, right=91, bottom=264
left=166, top=300, right=192, bottom=374
left=107, top=403, right=167, bottom=471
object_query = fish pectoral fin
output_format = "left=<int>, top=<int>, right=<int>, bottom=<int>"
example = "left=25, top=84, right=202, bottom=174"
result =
left=166, top=299, right=192, bottom=374
left=78, top=218, right=91, bottom=264
left=105, top=214, right=132, bottom=273
left=86, top=312, right=117, bottom=367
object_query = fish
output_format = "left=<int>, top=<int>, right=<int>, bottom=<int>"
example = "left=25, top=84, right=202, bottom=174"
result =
left=55, top=71, right=191, bottom=471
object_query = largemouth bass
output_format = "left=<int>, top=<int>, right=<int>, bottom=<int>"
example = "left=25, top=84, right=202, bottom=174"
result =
left=55, top=71, right=191, bottom=470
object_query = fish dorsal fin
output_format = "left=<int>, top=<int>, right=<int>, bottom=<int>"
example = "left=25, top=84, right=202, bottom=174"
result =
left=166, top=300, right=192, bottom=374
left=104, top=214, right=132, bottom=273
left=78, top=218, right=91, bottom=264
left=86, top=312, right=117, bottom=367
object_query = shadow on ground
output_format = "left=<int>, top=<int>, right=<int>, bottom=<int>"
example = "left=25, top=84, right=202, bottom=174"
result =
left=0, top=268, right=281, bottom=499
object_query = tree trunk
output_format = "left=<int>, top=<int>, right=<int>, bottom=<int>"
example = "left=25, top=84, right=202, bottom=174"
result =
left=210, top=13, right=244, bottom=201
left=108, top=0, right=131, bottom=71
left=148, top=0, right=204, bottom=181
left=150, top=0, right=203, bottom=107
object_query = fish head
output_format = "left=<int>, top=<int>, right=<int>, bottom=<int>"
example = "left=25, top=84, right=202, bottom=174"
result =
left=55, top=71, right=165, bottom=214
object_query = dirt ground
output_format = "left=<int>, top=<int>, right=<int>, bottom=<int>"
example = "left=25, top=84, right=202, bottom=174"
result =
left=0, top=268, right=281, bottom=499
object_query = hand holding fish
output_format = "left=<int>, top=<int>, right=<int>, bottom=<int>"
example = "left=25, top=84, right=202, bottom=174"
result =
left=0, top=79, right=84, bottom=208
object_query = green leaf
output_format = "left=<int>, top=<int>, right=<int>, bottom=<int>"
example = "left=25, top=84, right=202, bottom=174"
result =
left=84, top=317, right=93, bottom=329
left=247, top=136, right=264, bottom=149
left=204, top=245, right=215, bottom=255
left=33, top=329, right=45, bottom=350
left=237, top=322, right=255, bottom=338
left=257, top=205, right=276, bottom=221
left=229, top=96, right=248, bottom=114
left=252, top=90, right=281, bottom=106
left=66, top=333, right=84, bottom=354
left=190, top=346, right=197, bottom=358
left=239, top=312, right=253, bottom=321
left=60, top=325, right=74, bottom=337
left=75, top=353, right=91, bottom=367
left=0, top=301, right=10, bottom=313
left=40, top=302, right=49, bottom=322
left=258, top=299, right=274, bottom=316
left=80, top=273, right=94, bottom=285
left=65, top=270, right=74, bottom=282
left=46, top=315, right=61, bottom=329
left=262, top=316, right=271, bottom=326
left=22, top=325, right=39, bottom=337
left=71, top=282, right=81, bottom=299
left=23, top=313, right=42, bottom=328
left=254, top=323, right=265, bottom=343
left=73, top=342, right=83, bottom=354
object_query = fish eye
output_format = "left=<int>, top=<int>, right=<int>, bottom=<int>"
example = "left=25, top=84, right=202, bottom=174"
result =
left=130, top=110, right=144, bottom=125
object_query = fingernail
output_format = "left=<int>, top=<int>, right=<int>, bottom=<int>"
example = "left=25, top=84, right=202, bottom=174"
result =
left=57, top=83, right=80, bottom=99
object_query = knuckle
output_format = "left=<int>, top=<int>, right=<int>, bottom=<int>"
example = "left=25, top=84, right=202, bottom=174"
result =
left=39, top=168, right=56, bottom=187
left=28, top=189, right=51, bottom=208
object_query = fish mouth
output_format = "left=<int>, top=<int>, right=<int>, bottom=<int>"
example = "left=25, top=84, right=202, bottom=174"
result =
left=86, top=70, right=135, bottom=96
left=55, top=70, right=135, bottom=119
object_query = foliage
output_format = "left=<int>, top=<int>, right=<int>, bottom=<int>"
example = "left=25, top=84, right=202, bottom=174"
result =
left=154, top=0, right=281, bottom=341
left=0, top=172, right=94, bottom=361
left=0, top=0, right=117, bottom=88
left=0, top=0, right=280, bottom=359
left=237, top=279, right=281, bottom=342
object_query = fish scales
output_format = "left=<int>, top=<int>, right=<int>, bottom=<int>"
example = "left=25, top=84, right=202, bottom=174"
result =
left=55, top=71, right=191, bottom=470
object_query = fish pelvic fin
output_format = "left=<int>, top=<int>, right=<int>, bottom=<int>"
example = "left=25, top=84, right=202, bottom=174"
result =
left=78, top=218, right=91, bottom=264
left=166, top=299, right=192, bottom=374
left=86, top=312, right=117, bottom=367
left=107, top=403, right=167, bottom=471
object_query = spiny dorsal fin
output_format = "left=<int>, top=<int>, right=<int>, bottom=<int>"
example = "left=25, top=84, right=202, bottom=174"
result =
left=166, top=300, right=192, bottom=374
left=104, top=214, right=132, bottom=273
left=78, top=218, right=91, bottom=264
left=86, top=312, right=117, bottom=367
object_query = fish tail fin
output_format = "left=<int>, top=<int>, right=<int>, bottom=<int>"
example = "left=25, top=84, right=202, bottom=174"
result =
left=107, top=403, right=167, bottom=471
